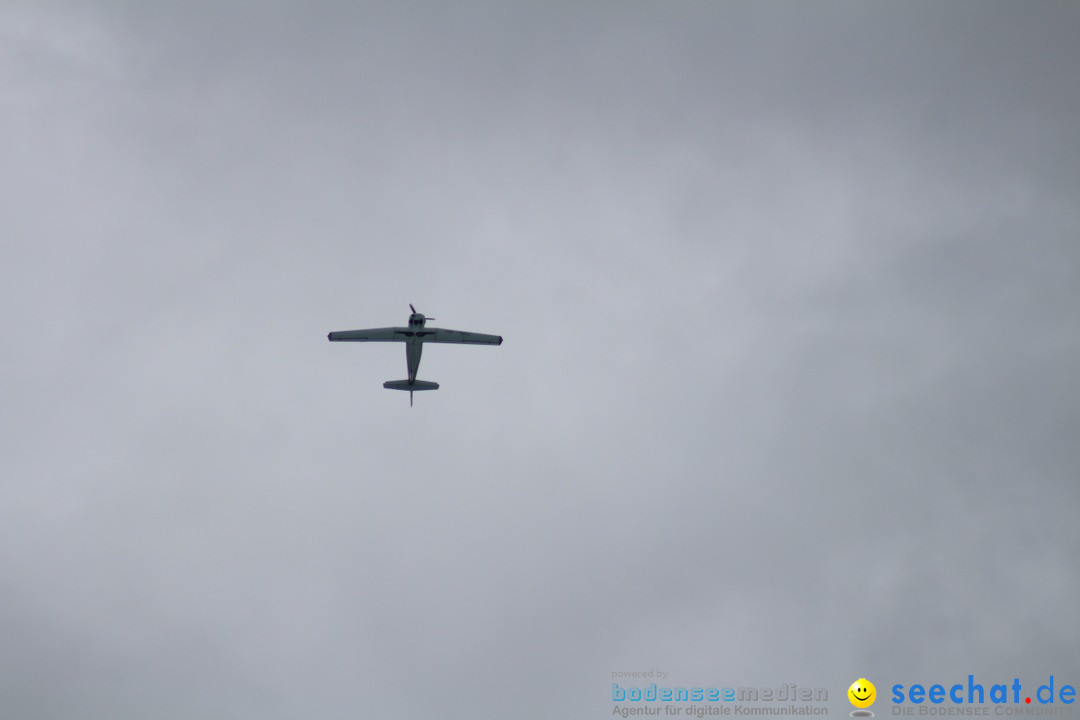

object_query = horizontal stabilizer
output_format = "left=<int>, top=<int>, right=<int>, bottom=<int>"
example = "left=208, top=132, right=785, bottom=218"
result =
left=383, top=380, right=439, bottom=391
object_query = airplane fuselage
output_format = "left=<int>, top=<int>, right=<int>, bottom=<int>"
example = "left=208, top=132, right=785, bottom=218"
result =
left=405, top=313, right=427, bottom=382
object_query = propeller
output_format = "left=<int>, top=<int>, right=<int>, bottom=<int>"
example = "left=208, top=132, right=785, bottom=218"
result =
left=409, top=304, right=435, bottom=321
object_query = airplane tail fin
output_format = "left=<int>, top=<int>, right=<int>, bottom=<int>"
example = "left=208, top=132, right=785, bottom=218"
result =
left=383, top=379, right=439, bottom=407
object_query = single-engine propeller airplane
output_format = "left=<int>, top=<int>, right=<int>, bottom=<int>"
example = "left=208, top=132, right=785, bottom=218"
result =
left=328, top=305, right=503, bottom=405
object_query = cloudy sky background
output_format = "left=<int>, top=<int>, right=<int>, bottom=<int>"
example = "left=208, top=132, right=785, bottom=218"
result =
left=2, top=2, right=1079, bottom=718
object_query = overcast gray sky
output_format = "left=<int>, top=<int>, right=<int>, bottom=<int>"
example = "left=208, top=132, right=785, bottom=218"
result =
left=2, top=2, right=1079, bottom=719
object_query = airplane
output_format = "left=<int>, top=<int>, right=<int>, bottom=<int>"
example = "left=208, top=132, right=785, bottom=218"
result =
left=328, top=305, right=503, bottom=405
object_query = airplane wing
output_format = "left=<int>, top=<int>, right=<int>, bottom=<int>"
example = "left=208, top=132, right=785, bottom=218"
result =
left=427, top=328, right=503, bottom=345
left=327, top=327, right=407, bottom=342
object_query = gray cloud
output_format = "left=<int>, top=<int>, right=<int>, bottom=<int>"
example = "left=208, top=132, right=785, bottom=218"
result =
left=2, top=2, right=1078, bottom=718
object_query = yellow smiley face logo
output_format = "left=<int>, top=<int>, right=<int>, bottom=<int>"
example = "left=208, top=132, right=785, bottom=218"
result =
left=848, top=678, right=876, bottom=708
